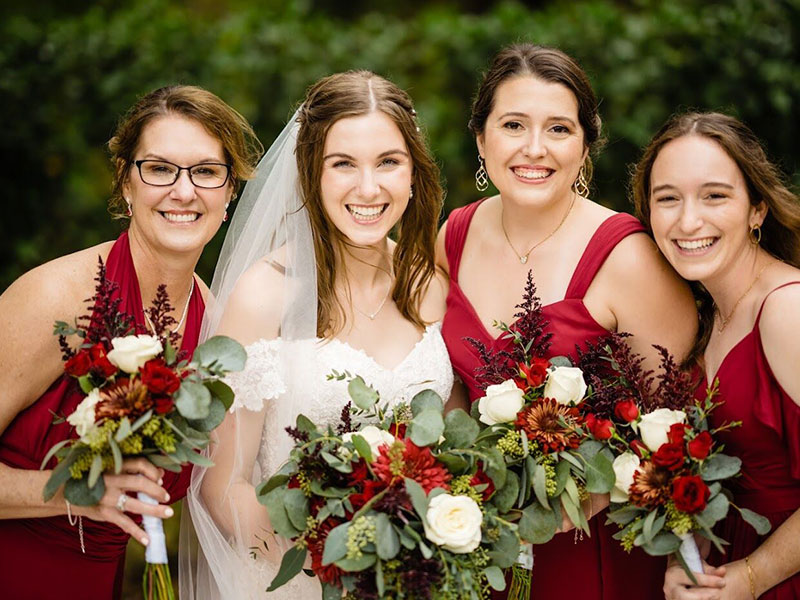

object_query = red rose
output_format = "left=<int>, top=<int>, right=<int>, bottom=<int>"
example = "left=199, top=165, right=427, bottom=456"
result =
left=585, top=413, right=614, bottom=440
left=349, top=479, right=382, bottom=512
left=652, top=442, right=685, bottom=471
left=667, top=423, right=691, bottom=445
left=614, top=399, right=639, bottom=423
left=519, top=358, right=549, bottom=388
left=140, top=359, right=180, bottom=395
left=687, top=431, right=713, bottom=460
left=154, top=397, right=174, bottom=414
left=65, top=350, right=92, bottom=376
left=671, top=475, right=710, bottom=514
left=89, top=343, right=117, bottom=378
left=470, top=468, right=496, bottom=501
left=630, top=439, right=649, bottom=458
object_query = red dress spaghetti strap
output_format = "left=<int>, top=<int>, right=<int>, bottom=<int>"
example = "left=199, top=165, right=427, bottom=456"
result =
left=0, top=232, right=205, bottom=600
left=442, top=199, right=666, bottom=600
left=704, top=282, right=800, bottom=599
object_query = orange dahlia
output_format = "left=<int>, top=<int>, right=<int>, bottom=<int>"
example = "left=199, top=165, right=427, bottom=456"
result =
left=95, top=377, right=153, bottom=420
left=515, top=398, right=583, bottom=453
left=628, top=460, right=673, bottom=508
left=373, top=438, right=451, bottom=494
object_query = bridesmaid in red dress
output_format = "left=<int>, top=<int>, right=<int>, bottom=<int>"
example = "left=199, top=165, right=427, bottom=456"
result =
left=437, top=44, right=698, bottom=600
left=635, top=113, right=800, bottom=600
left=0, top=85, right=261, bottom=599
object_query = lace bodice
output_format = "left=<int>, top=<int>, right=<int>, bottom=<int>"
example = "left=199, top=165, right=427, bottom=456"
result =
left=219, top=323, right=454, bottom=597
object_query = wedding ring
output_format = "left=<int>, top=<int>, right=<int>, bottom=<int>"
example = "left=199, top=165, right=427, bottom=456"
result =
left=115, top=493, right=129, bottom=512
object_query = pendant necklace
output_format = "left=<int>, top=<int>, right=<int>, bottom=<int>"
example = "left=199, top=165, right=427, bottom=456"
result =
left=501, top=193, right=576, bottom=264
left=143, top=277, right=195, bottom=334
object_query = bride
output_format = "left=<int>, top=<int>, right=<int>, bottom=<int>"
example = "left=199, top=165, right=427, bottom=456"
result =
left=180, top=71, right=455, bottom=598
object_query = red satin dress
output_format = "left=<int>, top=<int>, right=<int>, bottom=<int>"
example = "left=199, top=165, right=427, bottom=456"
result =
left=704, top=282, right=800, bottom=599
left=0, top=232, right=203, bottom=600
left=442, top=200, right=666, bottom=600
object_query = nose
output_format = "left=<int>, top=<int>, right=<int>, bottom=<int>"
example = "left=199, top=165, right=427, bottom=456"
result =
left=677, top=198, right=704, bottom=233
left=522, top=131, right=546, bottom=158
left=170, top=169, right=196, bottom=201
left=356, top=168, right=380, bottom=200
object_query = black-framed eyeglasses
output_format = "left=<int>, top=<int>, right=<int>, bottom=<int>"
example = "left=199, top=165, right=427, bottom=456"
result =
left=134, top=159, right=232, bottom=189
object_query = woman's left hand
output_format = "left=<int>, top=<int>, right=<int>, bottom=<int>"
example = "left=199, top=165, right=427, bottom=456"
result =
left=715, top=560, right=755, bottom=600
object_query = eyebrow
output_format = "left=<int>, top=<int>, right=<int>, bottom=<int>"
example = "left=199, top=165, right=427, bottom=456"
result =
left=496, top=112, right=578, bottom=126
left=141, top=153, right=225, bottom=164
left=323, top=149, right=409, bottom=161
left=651, top=182, right=735, bottom=194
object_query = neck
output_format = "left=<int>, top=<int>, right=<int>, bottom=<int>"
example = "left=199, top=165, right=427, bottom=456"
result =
left=702, top=246, right=772, bottom=317
left=337, top=238, right=393, bottom=290
left=127, top=228, right=199, bottom=309
left=499, top=191, right=576, bottom=246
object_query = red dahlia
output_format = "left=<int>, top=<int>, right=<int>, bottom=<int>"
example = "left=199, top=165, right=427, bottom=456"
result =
left=373, top=438, right=451, bottom=494
left=308, top=518, right=344, bottom=586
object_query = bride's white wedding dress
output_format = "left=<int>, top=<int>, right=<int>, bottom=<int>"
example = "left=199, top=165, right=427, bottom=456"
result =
left=193, top=323, right=453, bottom=598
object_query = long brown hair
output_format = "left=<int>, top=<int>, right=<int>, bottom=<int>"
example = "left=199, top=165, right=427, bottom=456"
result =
left=469, top=43, right=604, bottom=187
left=108, top=85, right=263, bottom=219
left=631, top=111, right=800, bottom=360
left=295, top=71, right=443, bottom=338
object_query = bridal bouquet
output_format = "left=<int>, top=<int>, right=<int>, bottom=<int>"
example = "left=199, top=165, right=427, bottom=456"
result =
left=576, top=338, right=771, bottom=579
left=257, top=373, right=523, bottom=599
left=467, top=275, right=615, bottom=599
left=41, top=259, right=245, bottom=600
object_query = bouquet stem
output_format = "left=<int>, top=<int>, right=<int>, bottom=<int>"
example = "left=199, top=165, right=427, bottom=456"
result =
left=508, top=544, right=533, bottom=600
left=138, top=492, right=174, bottom=600
left=678, top=532, right=703, bottom=574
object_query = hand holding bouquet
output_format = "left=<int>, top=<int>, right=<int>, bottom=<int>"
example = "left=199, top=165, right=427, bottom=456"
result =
left=41, top=260, right=246, bottom=599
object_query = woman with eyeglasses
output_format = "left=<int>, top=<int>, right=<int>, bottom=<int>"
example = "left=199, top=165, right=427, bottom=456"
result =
left=0, top=85, right=262, bottom=599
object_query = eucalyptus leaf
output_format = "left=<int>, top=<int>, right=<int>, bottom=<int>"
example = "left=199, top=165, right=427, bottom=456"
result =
left=606, top=504, right=644, bottom=526
left=483, top=447, right=507, bottom=489
left=739, top=508, right=771, bottom=535
left=487, top=527, right=520, bottom=568
left=192, top=335, right=247, bottom=373
left=696, top=492, right=729, bottom=529
left=492, top=471, right=519, bottom=513
left=443, top=408, right=479, bottom=447
left=322, top=583, right=341, bottom=600
left=483, top=566, right=507, bottom=591
left=114, top=417, right=132, bottom=443
left=109, top=434, right=122, bottom=474
left=561, top=494, right=582, bottom=533
left=643, top=532, right=681, bottom=555
left=183, top=449, right=215, bottom=467
left=64, top=475, right=105, bottom=506
left=519, top=502, right=558, bottom=544
left=39, top=439, right=71, bottom=471
left=410, top=389, right=443, bottom=416
left=205, top=379, right=235, bottom=410
left=335, top=552, right=376, bottom=572
left=408, top=409, right=445, bottom=447
left=375, top=513, right=400, bottom=560
left=405, top=477, right=429, bottom=519
left=147, top=453, right=182, bottom=472
left=175, top=381, right=212, bottom=420
left=261, top=488, right=301, bottom=539
left=553, top=459, right=571, bottom=496
left=266, top=546, right=307, bottom=591
left=584, top=452, right=615, bottom=494
left=700, top=454, right=742, bottom=481
left=577, top=439, right=603, bottom=461
left=436, top=452, right=469, bottom=473
left=347, top=376, right=379, bottom=411
left=130, top=409, right=154, bottom=434
left=284, top=488, right=310, bottom=531
left=322, top=522, right=350, bottom=565
left=532, top=463, right=549, bottom=509
left=351, top=434, right=373, bottom=463
left=87, top=454, right=103, bottom=489
left=549, top=355, right=573, bottom=368
left=187, top=398, right=226, bottom=432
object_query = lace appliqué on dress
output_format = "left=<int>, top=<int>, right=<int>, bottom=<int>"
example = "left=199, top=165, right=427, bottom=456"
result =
left=226, top=339, right=286, bottom=412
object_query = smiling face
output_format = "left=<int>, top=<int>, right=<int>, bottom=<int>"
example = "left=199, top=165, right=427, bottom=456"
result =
left=123, top=114, right=232, bottom=257
left=319, top=111, right=413, bottom=247
left=648, top=134, right=766, bottom=284
left=477, top=76, right=587, bottom=207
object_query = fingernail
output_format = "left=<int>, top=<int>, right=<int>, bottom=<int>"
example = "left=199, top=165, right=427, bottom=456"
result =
left=158, top=478, right=164, bottom=486
left=141, top=536, right=149, bottom=546
left=164, top=492, right=170, bottom=502
left=165, top=507, right=174, bottom=517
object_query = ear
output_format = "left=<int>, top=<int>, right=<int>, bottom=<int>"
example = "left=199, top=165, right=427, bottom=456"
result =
left=476, top=135, right=485, bottom=160
left=120, top=159, right=132, bottom=200
left=750, top=200, right=768, bottom=226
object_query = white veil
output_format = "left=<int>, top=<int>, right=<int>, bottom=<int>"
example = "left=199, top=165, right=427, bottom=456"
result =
left=179, top=110, right=319, bottom=599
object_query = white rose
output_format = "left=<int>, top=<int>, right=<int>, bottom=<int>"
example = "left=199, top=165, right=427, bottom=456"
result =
left=610, top=452, right=641, bottom=503
left=423, top=493, right=483, bottom=554
left=638, top=408, right=687, bottom=451
left=543, top=366, right=587, bottom=405
left=478, top=379, right=524, bottom=426
left=342, top=426, right=395, bottom=462
left=67, top=388, right=101, bottom=439
left=107, top=335, right=163, bottom=373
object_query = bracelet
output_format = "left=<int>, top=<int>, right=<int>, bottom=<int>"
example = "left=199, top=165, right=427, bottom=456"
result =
left=65, top=499, right=86, bottom=554
left=744, top=555, right=757, bottom=600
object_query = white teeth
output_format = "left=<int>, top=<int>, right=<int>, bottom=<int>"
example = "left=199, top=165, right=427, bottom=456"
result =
left=676, top=238, right=716, bottom=250
left=347, top=205, right=386, bottom=221
left=513, top=168, right=551, bottom=180
left=162, top=212, right=198, bottom=223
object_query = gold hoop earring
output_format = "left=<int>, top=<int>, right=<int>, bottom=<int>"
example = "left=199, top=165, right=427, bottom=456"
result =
left=572, top=165, right=589, bottom=197
left=475, top=154, right=489, bottom=192
left=749, top=223, right=762, bottom=245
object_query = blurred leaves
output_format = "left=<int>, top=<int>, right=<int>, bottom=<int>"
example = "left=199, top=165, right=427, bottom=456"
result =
left=2, top=0, right=799, bottom=292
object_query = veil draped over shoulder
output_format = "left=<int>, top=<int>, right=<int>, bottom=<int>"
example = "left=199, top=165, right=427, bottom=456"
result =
left=178, top=110, right=320, bottom=599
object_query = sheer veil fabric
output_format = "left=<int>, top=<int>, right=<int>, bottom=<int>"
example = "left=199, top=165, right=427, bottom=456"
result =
left=179, top=110, right=321, bottom=599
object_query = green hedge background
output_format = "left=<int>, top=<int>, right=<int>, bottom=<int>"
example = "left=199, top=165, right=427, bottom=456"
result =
left=2, top=0, right=798, bottom=595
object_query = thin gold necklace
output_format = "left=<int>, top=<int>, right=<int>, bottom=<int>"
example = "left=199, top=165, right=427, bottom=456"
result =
left=715, top=263, right=770, bottom=332
left=501, top=193, right=576, bottom=264
left=144, top=277, right=195, bottom=334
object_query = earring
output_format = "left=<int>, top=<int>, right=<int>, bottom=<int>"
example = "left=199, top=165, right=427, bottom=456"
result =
left=125, top=198, right=132, bottom=217
left=223, top=202, right=230, bottom=223
left=409, top=185, right=414, bottom=200
left=749, top=223, right=762, bottom=245
left=572, top=165, right=590, bottom=197
left=475, top=154, right=489, bottom=192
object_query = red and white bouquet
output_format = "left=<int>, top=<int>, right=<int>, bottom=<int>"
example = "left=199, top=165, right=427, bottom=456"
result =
left=257, top=373, right=521, bottom=599
left=42, top=260, right=245, bottom=599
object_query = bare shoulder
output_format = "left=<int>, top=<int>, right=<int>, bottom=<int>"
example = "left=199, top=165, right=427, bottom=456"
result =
left=215, top=253, right=288, bottom=345
left=419, top=268, right=449, bottom=323
left=435, top=221, right=449, bottom=275
left=759, top=275, right=800, bottom=404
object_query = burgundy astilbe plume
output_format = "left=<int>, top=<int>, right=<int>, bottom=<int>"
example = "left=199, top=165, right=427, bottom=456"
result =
left=651, top=345, right=700, bottom=410
left=468, top=272, right=552, bottom=390
left=144, top=283, right=181, bottom=348
left=335, top=402, right=354, bottom=435
left=401, top=554, right=443, bottom=599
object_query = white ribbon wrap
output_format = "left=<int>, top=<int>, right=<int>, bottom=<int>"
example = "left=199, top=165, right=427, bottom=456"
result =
left=138, top=492, right=168, bottom=564
left=678, top=532, right=703, bottom=574
left=516, top=543, right=534, bottom=570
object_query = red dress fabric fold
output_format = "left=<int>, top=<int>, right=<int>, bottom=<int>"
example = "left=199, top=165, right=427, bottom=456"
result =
left=442, top=199, right=666, bottom=600
left=0, top=232, right=204, bottom=599
left=705, top=282, right=800, bottom=599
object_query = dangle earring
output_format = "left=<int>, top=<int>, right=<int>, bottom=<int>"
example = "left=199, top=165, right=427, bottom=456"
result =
left=409, top=184, right=414, bottom=200
left=223, top=202, right=230, bottom=223
left=125, top=198, right=132, bottom=217
left=475, top=154, right=489, bottom=192
left=749, top=223, right=762, bottom=245
left=572, top=164, right=590, bottom=197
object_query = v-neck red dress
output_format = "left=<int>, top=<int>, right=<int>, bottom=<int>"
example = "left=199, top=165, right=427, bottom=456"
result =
left=704, top=282, right=800, bottom=599
left=442, top=199, right=665, bottom=600
left=0, top=232, right=204, bottom=600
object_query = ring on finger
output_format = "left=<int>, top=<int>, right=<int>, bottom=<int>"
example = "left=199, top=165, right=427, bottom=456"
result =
left=115, top=493, right=129, bottom=512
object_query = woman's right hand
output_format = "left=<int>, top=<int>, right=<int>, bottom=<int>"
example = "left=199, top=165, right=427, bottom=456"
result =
left=73, top=458, right=172, bottom=546
left=663, top=559, right=727, bottom=600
